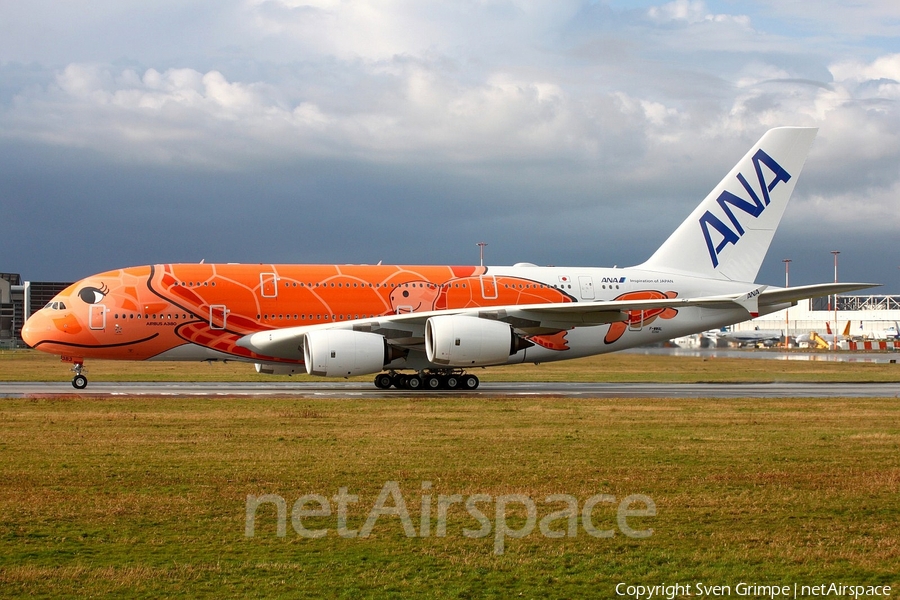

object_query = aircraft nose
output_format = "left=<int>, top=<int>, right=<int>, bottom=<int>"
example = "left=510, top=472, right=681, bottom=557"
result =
left=20, top=313, right=44, bottom=348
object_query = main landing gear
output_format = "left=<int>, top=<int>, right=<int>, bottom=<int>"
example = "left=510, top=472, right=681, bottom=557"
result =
left=373, top=371, right=480, bottom=391
left=71, top=362, right=88, bottom=390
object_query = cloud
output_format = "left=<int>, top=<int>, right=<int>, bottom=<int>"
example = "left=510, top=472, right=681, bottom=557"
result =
left=830, top=53, right=900, bottom=91
left=747, top=0, right=900, bottom=38
left=1, top=1, right=899, bottom=288
left=647, top=0, right=751, bottom=27
left=3, top=46, right=898, bottom=223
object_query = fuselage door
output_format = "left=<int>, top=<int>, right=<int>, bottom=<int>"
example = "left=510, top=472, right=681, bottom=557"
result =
left=480, top=275, right=498, bottom=300
left=628, top=310, right=645, bottom=332
left=260, top=272, right=278, bottom=298
left=578, top=276, right=595, bottom=300
left=210, top=305, right=228, bottom=330
left=89, top=304, right=106, bottom=330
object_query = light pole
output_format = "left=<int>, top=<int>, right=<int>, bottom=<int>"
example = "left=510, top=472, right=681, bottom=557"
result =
left=783, top=259, right=791, bottom=348
left=477, top=242, right=487, bottom=267
left=831, top=251, right=840, bottom=351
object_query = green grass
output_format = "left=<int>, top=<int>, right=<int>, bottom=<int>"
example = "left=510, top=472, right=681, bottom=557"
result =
left=1, top=394, right=898, bottom=597
left=2, top=348, right=900, bottom=383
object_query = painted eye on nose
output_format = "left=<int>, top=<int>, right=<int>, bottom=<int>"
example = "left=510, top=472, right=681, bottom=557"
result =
left=78, top=284, right=109, bottom=304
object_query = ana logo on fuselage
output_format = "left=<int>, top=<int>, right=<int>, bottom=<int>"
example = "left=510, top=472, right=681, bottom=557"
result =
left=698, top=149, right=792, bottom=268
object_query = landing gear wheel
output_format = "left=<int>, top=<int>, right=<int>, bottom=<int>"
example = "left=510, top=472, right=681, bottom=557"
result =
left=423, top=374, right=443, bottom=390
left=445, top=375, right=460, bottom=390
left=72, top=375, right=88, bottom=390
left=374, top=374, right=393, bottom=389
left=406, top=375, right=423, bottom=390
left=462, top=374, right=479, bottom=389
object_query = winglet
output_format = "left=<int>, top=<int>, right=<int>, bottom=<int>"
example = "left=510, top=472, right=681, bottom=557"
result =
left=638, top=127, right=818, bottom=282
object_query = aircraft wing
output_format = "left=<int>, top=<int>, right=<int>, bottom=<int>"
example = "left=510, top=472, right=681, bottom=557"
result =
left=237, top=282, right=880, bottom=360
left=236, top=288, right=775, bottom=360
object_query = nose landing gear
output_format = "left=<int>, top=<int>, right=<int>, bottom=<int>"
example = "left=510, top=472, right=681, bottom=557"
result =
left=71, top=362, right=88, bottom=389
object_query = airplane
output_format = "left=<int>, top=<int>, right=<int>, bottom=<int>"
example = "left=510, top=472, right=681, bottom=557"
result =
left=21, top=127, right=878, bottom=390
left=795, top=321, right=852, bottom=348
left=702, top=326, right=783, bottom=347
left=670, top=334, right=702, bottom=349
left=872, top=321, right=900, bottom=340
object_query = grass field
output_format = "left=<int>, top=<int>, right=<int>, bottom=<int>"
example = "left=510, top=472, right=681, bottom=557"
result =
left=1, top=351, right=899, bottom=597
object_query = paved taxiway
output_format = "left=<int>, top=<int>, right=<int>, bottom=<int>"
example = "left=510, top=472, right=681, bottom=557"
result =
left=1, top=381, right=898, bottom=398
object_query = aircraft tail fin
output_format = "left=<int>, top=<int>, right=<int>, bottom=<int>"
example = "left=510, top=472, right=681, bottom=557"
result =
left=638, top=127, right=818, bottom=282
left=842, top=320, right=851, bottom=337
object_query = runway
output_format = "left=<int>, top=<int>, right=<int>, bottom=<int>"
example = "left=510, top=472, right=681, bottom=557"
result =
left=1, top=381, right=898, bottom=398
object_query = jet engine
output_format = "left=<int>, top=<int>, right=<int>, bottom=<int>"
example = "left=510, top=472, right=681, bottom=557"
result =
left=302, top=330, right=390, bottom=377
left=425, top=315, right=530, bottom=367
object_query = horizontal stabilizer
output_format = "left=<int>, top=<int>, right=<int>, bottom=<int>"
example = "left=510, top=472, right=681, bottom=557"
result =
left=758, top=282, right=880, bottom=307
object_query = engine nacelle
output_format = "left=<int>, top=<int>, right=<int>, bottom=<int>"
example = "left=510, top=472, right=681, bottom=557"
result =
left=302, top=330, right=388, bottom=377
left=426, top=315, right=523, bottom=367
left=255, top=363, right=304, bottom=376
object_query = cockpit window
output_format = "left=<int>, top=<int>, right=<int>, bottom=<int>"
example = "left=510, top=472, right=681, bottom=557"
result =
left=78, top=284, right=109, bottom=305
left=43, top=301, right=66, bottom=310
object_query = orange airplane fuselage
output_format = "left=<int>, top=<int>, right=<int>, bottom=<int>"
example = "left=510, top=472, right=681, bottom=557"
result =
left=22, top=263, right=577, bottom=364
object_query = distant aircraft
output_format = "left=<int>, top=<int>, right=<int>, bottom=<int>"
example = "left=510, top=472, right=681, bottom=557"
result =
left=670, top=334, right=702, bottom=349
left=702, top=327, right=783, bottom=347
left=872, top=321, right=900, bottom=340
left=22, top=127, right=877, bottom=389
left=795, top=321, right=853, bottom=348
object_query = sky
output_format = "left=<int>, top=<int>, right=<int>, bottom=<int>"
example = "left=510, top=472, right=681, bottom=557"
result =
left=2, top=0, right=899, bottom=292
